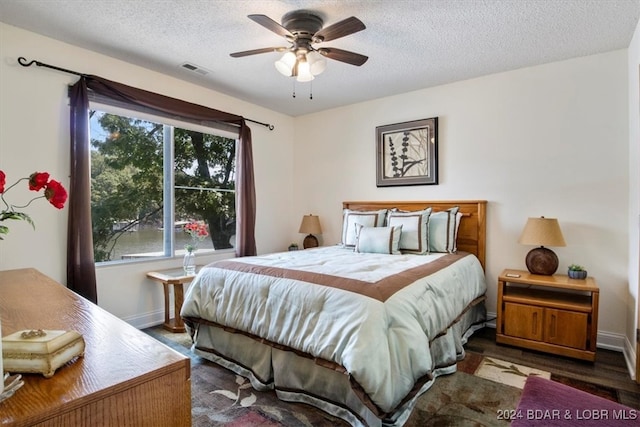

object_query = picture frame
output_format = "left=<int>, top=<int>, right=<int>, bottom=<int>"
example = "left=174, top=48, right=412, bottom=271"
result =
left=376, top=117, right=438, bottom=187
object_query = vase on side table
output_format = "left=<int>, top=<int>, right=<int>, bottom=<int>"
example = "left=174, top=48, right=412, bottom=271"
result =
left=183, top=249, right=196, bottom=275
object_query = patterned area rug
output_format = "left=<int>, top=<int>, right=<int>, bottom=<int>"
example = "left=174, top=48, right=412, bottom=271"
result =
left=142, top=327, right=622, bottom=426
left=190, top=359, right=344, bottom=426
left=190, top=352, right=521, bottom=427
left=474, top=357, right=550, bottom=389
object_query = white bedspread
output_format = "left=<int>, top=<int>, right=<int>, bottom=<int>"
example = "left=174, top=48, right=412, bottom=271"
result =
left=181, top=245, right=486, bottom=414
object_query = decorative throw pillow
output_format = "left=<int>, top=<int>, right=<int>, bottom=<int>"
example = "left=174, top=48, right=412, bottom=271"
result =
left=387, top=208, right=432, bottom=254
left=354, top=224, right=403, bottom=255
left=428, top=207, right=461, bottom=253
left=341, top=209, right=387, bottom=247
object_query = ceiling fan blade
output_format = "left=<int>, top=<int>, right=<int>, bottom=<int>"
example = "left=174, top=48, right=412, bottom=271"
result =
left=314, top=16, right=365, bottom=42
left=248, top=14, right=294, bottom=38
left=317, top=47, right=368, bottom=66
left=230, top=47, right=288, bottom=58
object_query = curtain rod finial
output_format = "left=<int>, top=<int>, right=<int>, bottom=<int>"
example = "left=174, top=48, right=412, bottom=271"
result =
left=18, top=57, right=37, bottom=67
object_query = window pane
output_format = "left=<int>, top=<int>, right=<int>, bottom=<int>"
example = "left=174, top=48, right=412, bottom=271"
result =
left=90, top=109, right=236, bottom=263
left=174, top=127, right=236, bottom=252
left=91, top=111, right=165, bottom=262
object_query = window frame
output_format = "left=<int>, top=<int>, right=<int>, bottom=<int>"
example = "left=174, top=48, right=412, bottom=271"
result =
left=90, top=101, right=238, bottom=265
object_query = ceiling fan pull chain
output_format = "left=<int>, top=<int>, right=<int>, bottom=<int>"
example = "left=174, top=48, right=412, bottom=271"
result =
left=309, top=81, right=313, bottom=100
left=292, top=79, right=296, bottom=98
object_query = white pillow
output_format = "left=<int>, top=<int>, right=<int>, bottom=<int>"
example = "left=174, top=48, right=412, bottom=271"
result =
left=341, top=209, right=387, bottom=247
left=387, top=208, right=432, bottom=254
left=354, top=224, right=403, bottom=255
left=428, top=207, right=461, bottom=253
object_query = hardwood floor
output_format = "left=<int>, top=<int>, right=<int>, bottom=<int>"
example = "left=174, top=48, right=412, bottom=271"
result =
left=466, top=327, right=640, bottom=409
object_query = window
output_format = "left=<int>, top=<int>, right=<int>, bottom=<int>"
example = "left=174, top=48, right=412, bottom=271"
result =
left=90, top=107, right=236, bottom=263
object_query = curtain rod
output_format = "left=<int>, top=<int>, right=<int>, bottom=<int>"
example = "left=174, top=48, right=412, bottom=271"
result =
left=17, top=56, right=275, bottom=131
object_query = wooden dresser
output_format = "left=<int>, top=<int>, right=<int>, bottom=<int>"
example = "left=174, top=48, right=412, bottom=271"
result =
left=0, top=268, right=191, bottom=426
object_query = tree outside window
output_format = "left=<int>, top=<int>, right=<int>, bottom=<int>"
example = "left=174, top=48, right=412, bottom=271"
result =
left=90, top=110, right=236, bottom=262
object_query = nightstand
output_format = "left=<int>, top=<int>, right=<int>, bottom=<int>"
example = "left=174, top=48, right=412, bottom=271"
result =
left=146, top=268, right=197, bottom=333
left=495, top=268, right=599, bottom=361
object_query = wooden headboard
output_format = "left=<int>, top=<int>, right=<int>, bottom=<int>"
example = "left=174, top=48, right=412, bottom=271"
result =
left=342, top=200, right=487, bottom=270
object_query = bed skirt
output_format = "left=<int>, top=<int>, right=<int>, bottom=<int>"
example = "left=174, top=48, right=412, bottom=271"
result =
left=188, top=299, right=486, bottom=427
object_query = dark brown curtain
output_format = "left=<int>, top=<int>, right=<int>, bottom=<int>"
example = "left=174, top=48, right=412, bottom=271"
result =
left=68, top=78, right=97, bottom=303
left=68, top=75, right=257, bottom=302
left=236, top=124, right=257, bottom=257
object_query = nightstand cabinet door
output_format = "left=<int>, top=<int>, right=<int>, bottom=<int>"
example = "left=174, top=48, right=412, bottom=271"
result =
left=504, top=302, right=543, bottom=341
left=545, top=308, right=588, bottom=350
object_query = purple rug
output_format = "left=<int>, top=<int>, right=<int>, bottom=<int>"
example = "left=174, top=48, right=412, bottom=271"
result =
left=512, top=376, right=638, bottom=427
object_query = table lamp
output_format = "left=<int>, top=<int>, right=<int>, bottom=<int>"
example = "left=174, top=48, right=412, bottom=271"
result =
left=518, top=216, right=566, bottom=275
left=299, top=214, right=322, bottom=249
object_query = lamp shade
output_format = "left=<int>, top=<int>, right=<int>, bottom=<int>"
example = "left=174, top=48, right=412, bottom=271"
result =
left=294, top=56, right=314, bottom=82
left=275, top=51, right=296, bottom=76
left=299, top=215, right=322, bottom=234
left=307, top=50, right=327, bottom=76
left=518, top=217, right=566, bottom=247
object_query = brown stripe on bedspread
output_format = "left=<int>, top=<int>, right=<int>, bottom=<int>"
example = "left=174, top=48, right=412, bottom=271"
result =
left=210, top=252, right=472, bottom=302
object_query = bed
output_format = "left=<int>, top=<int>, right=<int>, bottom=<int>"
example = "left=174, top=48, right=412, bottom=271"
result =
left=181, top=200, right=487, bottom=426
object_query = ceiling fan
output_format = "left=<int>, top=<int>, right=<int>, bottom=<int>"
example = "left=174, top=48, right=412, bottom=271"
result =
left=230, top=10, right=368, bottom=82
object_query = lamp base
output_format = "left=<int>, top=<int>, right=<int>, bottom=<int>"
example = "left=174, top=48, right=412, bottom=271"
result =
left=525, top=246, right=559, bottom=275
left=303, top=234, right=318, bottom=249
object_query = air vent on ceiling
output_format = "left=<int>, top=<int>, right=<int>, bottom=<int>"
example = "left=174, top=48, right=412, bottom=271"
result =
left=180, top=62, right=210, bottom=76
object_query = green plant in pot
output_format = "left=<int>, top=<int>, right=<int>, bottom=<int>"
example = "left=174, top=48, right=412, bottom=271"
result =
left=568, top=264, right=587, bottom=279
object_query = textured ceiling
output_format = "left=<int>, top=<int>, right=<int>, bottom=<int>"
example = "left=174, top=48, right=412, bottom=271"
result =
left=1, top=0, right=639, bottom=117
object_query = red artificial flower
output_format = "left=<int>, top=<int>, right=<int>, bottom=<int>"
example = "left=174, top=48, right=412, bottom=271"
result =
left=184, top=221, right=209, bottom=239
left=44, top=180, right=68, bottom=209
left=29, top=172, right=50, bottom=191
left=183, top=221, right=209, bottom=251
left=0, top=169, right=68, bottom=239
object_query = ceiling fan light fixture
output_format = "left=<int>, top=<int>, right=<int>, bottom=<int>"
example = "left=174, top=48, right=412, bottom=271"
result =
left=232, top=11, right=368, bottom=88
left=295, top=56, right=314, bottom=82
left=306, top=50, right=326, bottom=76
left=275, top=51, right=296, bottom=76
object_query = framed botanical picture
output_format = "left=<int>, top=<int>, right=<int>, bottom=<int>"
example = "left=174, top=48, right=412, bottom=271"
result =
left=376, top=117, right=438, bottom=187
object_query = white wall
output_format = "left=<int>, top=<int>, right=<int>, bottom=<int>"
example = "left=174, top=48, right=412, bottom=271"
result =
left=293, top=51, right=631, bottom=354
left=0, top=23, right=295, bottom=327
left=628, top=18, right=640, bottom=377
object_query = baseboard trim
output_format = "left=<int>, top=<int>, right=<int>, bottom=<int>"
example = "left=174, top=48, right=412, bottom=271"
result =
left=622, top=335, right=637, bottom=381
left=122, top=309, right=165, bottom=330
left=596, top=329, right=625, bottom=352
